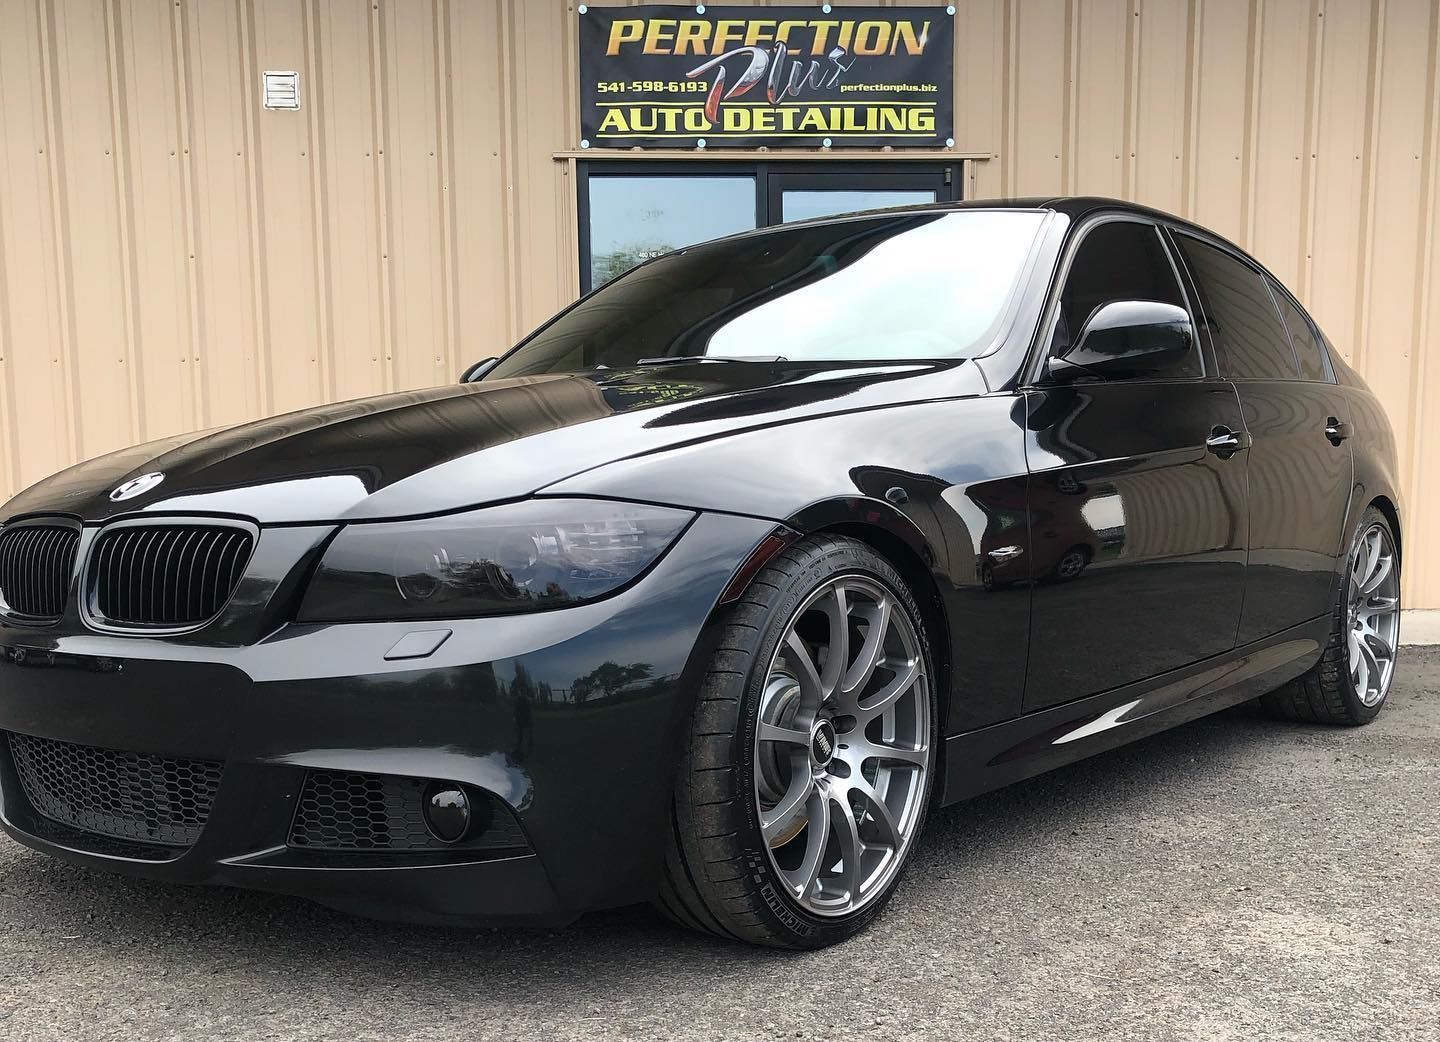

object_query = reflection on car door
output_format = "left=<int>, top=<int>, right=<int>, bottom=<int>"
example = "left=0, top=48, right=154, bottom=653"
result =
left=1022, top=219, right=1249, bottom=712
left=1169, top=232, right=1354, bottom=642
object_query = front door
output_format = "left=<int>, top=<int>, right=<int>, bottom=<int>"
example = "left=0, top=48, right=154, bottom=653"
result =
left=1022, top=217, right=1250, bottom=712
left=579, top=162, right=961, bottom=292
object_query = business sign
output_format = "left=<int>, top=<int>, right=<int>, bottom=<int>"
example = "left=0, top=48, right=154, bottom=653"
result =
left=578, top=5, right=954, bottom=148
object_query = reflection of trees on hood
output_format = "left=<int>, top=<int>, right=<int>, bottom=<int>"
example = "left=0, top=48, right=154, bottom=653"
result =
left=571, top=661, right=655, bottom=702
left=597, top=378, right=713, bottom=411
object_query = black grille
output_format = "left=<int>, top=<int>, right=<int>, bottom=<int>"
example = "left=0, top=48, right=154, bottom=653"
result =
left=7, top=731, right=223, bottom=849
left=90, top=524, right=253, bottom=628
left=289, top=770, right=526, bottom=853
left=0, top=524, right=80, bottom=620
left=24, top=815, right=188, bottom=861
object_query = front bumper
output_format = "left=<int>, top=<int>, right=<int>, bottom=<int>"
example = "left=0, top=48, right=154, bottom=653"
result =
left=0, top=512, right=775, bottom=925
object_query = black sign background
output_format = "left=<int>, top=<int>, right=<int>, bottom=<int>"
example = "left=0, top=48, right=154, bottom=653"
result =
left=578, top=5, right=954, bottom=148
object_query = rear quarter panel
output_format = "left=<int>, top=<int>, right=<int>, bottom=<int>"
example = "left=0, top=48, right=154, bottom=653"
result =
left=1331, top=355, right=1405, bottom=557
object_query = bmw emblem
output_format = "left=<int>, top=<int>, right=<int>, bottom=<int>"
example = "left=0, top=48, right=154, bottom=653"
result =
left=109, top=472, right=165, bottom=502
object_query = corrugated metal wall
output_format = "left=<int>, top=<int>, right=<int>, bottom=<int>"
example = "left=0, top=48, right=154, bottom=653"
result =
left=0, top=0, right=1437, bottom=604
left=0, top=0, right=582, bottom=490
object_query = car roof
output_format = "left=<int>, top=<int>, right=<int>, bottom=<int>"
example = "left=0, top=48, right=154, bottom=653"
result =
left=731, top=194, right=1263, bottom=285
left=773, top=194, right=1193, bottom=230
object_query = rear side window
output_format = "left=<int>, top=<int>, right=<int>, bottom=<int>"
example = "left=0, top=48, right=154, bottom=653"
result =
left=1271, top=283, right=1332, bottom=382
left=1053, top=220, right=1199, bottom=379
left=1173, top=233, right=1298, bottom=381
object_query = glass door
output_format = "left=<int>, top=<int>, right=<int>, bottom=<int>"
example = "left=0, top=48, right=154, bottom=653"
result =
left=768, top=171, right=949, bottom=224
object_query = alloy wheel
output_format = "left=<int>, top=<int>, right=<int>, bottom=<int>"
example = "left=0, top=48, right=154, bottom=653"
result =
left=753, top=576, right=931, bottom=917
left=1055, top=549, right=1088, bottom=579
left=1347, top=522, right=1400, bottom=707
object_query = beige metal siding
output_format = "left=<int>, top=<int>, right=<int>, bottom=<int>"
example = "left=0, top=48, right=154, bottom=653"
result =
left=0, top=0, right=1437, bottom=606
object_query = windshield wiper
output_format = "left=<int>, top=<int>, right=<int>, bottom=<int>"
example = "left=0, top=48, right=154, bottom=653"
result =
left=635, top=355, right=786, bottom=366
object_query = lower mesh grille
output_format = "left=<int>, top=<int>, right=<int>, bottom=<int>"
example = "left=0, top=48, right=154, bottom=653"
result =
left=24, top=815, right=189, bottom=861
left=289, top=770, right=526, bottom=853
left=7, top=732, right=222, bottom=849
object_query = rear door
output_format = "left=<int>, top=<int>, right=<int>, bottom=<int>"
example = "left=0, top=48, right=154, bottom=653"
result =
left=1168, top=232, right=1353, bottom=643
left=1022, top=218, right=1249, bottom=711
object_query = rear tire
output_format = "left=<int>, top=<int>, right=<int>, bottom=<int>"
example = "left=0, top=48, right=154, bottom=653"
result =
left=657, top=534, right=938, bottom=949
left=1260, top=506, right=1400, bottom=726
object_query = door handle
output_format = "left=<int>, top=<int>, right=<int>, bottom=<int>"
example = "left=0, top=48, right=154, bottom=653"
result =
left=1325, top=417, right=1354, bottom=445
left=1205, top=425, right=1251, bottom=459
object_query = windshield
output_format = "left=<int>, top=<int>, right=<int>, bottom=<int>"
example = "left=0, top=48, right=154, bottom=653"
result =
left=487, top=209, right=1047, bottom=379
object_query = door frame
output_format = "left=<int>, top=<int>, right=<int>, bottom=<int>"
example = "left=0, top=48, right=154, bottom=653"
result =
left=576, top=159, right=964, bottom=293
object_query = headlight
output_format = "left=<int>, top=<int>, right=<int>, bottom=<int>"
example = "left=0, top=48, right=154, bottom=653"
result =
left=298, top=499, right=695, bottom=622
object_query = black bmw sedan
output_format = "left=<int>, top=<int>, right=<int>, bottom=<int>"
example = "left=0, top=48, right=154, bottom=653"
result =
left=0, top=198, right=1403, bottom=949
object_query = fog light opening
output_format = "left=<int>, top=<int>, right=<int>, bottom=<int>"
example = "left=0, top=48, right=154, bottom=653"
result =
left=422, top=782, right=471, bottom=843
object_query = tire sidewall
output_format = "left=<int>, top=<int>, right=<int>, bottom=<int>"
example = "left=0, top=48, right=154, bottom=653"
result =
left=730, top=540, right=938, bottom=948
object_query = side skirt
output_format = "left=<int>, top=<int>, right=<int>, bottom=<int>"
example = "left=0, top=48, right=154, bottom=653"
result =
left=940, top=615, right=1331, bottom=805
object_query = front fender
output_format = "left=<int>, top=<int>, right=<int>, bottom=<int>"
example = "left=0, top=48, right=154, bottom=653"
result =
left=543, top=395, right=1035, bottom=734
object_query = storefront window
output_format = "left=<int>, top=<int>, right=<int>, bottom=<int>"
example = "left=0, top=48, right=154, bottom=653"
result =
left=587, top=176, right=756, bottom=289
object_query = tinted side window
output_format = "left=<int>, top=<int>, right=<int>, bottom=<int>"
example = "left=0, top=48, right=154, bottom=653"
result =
left=1271, top=283, right=1332, bottom=382
left=1054, top=220, right=1199, bottom=379
left=1173, top=233, right=1298, bottom=380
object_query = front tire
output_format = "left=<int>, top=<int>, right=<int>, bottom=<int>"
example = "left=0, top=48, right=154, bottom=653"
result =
left=658, top=535, right=938, bottom=948
left=1052, top=545, right=1092, bottom=582
left=1260, top=505, right=1401, bottom=726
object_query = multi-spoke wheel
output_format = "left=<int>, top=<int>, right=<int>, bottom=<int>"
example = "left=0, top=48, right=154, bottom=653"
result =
left=1052, top=546, right=1091, bottom=582
left=1261, top=505, right=1401, bottom=726
left=754, top=576, right=930, bottom=916
left=1346, top=522, right=1400, bottom=707
left=659, top=535, right=937, bottom=948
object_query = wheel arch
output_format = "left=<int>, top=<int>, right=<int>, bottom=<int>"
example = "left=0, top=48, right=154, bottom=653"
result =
left=781, top=500, right=954, bottom=735
left=1370, top=494, right=1402, bottom=567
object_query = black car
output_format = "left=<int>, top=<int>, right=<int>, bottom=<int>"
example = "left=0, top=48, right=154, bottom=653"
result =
left=0, top=198, right=1403, bottom=949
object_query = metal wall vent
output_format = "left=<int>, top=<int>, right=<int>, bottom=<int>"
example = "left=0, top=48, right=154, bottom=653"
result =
left=262, top=71, right=300, bottom=110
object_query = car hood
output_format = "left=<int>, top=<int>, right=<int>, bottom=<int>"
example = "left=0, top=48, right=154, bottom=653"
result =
left=1, top=360, right=985, bottom=525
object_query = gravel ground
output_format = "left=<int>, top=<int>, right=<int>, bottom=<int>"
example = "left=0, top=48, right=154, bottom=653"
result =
left=2, top=649, right=1437, bottom=1042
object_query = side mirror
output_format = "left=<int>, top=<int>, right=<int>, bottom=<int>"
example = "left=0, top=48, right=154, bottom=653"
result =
left=1046, top=300, right=1194, bottom=381
left=460, top=357, right=498, bottom=383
